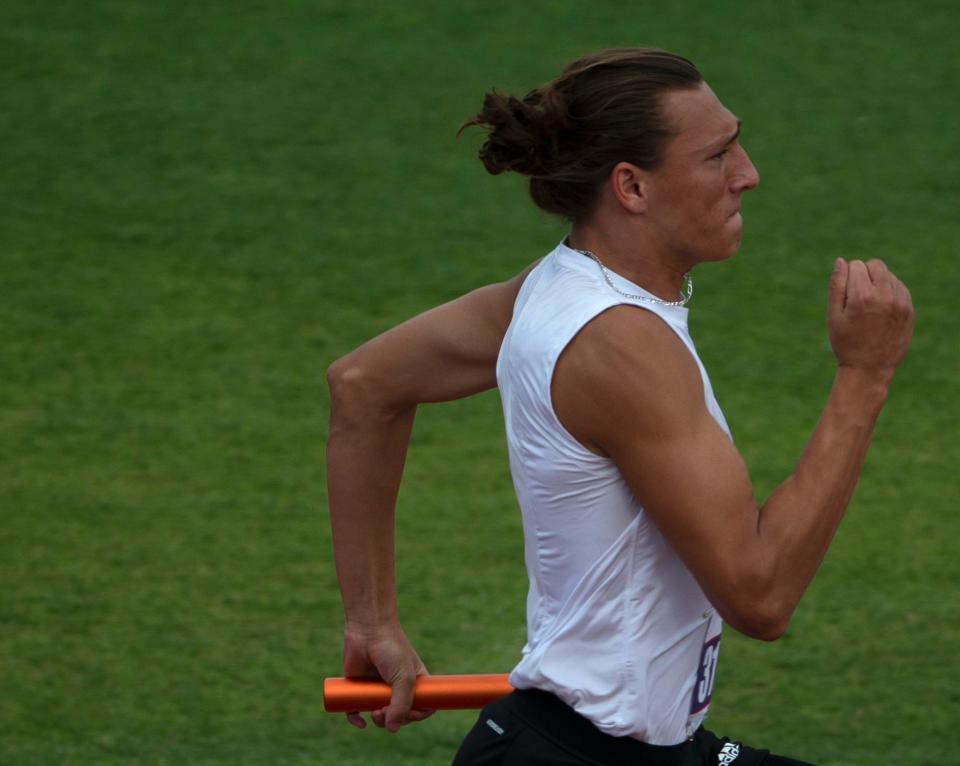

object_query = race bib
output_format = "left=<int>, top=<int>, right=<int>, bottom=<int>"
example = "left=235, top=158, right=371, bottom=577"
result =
left=690, top=632, right=721, bottom=714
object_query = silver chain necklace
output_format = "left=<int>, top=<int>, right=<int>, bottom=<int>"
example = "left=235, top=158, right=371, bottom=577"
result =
left=570, top=246, right=693, bottom=307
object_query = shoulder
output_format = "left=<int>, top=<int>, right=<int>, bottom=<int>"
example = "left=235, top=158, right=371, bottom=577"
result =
left=552, top=304, right=708, bottom=454
left=566, top=305, right=701, bottom=394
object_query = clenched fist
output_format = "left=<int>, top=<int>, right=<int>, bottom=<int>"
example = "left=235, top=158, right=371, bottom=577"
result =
left=827, top=258, right=914, bottom=382
left=341, top=622, right=435, bottom=732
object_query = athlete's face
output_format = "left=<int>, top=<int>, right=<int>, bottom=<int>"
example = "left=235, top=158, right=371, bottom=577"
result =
left=643, top=82, right=759, bottom=264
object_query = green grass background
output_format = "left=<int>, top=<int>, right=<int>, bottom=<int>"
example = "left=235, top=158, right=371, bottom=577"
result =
left=2, top=1, right=958, bottom=764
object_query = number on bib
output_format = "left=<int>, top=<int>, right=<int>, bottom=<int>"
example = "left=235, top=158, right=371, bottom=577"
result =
left=690, top=634, right=721, bottom=714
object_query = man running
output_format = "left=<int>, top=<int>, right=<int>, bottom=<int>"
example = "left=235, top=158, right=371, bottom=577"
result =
left=326, top=48, right=913, bottom=765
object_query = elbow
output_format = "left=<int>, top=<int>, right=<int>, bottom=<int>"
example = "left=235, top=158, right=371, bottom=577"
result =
left=326, top=353, right=401, bottom=422
left=715, top=574, right=794, bottom=642
left=327, top=354, right=374, bottom=408
left=738, top=606, right=790, bottom=642
left=326, top=354, right=357, bottom=399
left=721, top=600, right=791, bottom=642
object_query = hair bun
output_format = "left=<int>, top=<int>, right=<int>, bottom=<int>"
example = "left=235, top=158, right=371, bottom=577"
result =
left=463, top=89, right=557, bottom=177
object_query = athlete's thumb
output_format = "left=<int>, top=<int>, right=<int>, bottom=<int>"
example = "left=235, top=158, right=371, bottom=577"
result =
left=828, top=258, right=848, bottom=319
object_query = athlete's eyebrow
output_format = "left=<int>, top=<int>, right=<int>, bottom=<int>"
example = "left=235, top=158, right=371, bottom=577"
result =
left=701, top=120, right=742, bottom=154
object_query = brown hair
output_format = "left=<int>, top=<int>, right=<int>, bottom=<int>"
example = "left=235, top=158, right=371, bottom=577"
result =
left=459, top=48, right=702, bottom=223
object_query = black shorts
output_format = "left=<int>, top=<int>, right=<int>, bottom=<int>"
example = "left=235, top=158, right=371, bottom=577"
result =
left=452, top=689, right=815, bottom=766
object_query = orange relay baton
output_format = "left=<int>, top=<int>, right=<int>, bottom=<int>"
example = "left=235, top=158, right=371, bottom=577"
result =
left=323, top=673, right=513, bottom=712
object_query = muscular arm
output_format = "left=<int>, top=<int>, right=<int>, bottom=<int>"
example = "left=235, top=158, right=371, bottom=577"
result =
left=325, top=263, right=536, bottom=730
left=553, top=259, right=914, bottom=640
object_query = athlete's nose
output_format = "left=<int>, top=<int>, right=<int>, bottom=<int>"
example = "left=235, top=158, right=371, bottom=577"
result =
left=735, top=146, right=760, bottom=192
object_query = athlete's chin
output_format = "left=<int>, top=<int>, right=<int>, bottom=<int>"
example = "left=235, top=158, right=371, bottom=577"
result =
left=727, top=233, right=744, bottom=258
left=685, top=227, right=744, bottom=265
left=718, top=223, right=744, bottom=260
left=701, top=238, right=741, bottom=263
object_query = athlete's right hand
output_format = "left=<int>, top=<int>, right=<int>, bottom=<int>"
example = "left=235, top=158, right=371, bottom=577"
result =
left=827, top=258, right=914, bottom=380
left=341, top=621, right=435, bottom=732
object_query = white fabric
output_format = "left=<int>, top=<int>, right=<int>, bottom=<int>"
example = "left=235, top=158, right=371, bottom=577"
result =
left=497, top=240, right=731, bottom=745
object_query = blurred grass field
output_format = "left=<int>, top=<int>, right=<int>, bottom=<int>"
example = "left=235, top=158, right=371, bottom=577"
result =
left=1, top=1, right=958, bottom=764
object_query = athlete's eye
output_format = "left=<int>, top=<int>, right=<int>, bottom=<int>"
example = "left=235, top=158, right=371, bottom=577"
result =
left=710, top=148, right=729, bottom=161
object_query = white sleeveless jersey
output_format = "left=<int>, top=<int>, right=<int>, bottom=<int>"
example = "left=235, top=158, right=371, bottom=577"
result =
left=496, top=240, right=731, bottom=746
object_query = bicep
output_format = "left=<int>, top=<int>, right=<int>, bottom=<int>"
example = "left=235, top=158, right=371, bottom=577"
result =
left=611, top=409, right=778, bottom=635
left=611, top=411, right=759, bottom=592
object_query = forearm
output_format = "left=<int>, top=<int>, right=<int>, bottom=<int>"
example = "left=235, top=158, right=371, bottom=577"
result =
left=757, top=365, right=890, bottom=616
left=326, top=365, right=416, bottom=629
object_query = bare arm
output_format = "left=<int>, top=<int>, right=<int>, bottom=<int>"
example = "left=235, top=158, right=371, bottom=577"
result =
left=553, top=258, right=913, bottom=640
left=326, top=263, right=536, bottom=731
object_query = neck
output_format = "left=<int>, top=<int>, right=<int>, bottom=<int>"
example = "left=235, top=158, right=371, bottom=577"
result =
left=567, top=223, right=691, bottom=302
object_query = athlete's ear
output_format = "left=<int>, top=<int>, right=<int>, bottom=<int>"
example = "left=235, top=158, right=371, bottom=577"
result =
left=609, top=162, right=649, bottom=215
